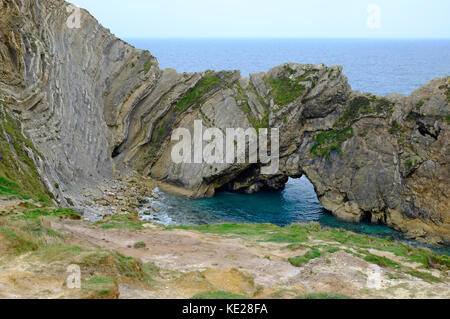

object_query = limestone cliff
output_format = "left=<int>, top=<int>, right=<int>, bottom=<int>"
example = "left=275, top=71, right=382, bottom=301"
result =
left=0, top=0, right=449, bottom=244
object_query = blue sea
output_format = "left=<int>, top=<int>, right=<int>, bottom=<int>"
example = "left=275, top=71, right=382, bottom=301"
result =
left=128, top=39, right=450, bottom=253
left=128, top=38, right=450, bottom=95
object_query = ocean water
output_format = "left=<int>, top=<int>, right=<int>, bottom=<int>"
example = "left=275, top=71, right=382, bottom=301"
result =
left=129, top=39, right=450, bottom=252
left=127, top=38, right=450, bottom=95
left=144, top=178, right=450, bottom=254
left=143, top=177, right=393, bottom=231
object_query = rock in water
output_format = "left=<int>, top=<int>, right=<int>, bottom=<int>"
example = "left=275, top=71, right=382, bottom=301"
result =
left=0, top=0, right=449, bottom=244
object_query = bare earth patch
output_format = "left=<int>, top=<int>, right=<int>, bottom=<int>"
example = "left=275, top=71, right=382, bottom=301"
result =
left=47, top=219, right=449, bottom=299
left=0, top=199, right=448, bottom=299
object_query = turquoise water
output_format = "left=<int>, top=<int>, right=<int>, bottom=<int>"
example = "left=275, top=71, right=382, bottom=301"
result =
left=142, top=178, right=450, bottom=255
left=132, top=39, right=450, bottom=253
left=143, top=177, right=391, bottom=230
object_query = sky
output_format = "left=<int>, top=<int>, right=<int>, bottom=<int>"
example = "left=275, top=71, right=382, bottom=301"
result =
left=70, top=0, right=450, bottom=39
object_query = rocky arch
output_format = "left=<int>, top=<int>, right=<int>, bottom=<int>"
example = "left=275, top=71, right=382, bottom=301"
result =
left=0, top=0, right=448, bottom=245
left=149, top=66, right=450, bottom=245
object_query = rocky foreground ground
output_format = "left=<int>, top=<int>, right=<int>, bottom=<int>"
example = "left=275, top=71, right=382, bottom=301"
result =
left=0, top=199, right=449, bottom=299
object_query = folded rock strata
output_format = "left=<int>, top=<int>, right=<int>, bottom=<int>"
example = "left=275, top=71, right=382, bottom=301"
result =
left=0, top=0, right=449, bottom=244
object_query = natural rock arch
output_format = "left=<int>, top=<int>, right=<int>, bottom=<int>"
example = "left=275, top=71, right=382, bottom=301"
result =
left=0, top=0, right=448, bottom=244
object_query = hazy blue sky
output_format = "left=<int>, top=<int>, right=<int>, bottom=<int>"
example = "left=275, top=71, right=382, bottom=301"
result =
left=71, top=0, right=450, bottom=38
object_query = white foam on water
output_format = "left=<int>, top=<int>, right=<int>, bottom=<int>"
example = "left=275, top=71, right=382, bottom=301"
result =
left=140, top=188, right=175, bottom=226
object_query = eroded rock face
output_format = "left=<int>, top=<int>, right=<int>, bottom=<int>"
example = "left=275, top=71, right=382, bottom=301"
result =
left=0, top=0, right=449, bottom=244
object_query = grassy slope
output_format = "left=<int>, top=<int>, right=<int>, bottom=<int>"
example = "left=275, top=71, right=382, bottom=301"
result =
left=97, top=217, right=450, bottom=278
left=0, top=206, right=160, bottom=298
left=0, top=101, right=159, bottom=298
left=1, top=206, right=449, bottom=298
left=0, top=102, right=52, bottom=204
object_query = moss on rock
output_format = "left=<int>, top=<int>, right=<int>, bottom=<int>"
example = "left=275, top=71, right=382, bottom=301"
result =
left=0, top=102, right=52, bottom=204
left=174, top=72, right=223, bottom=112
left=335, top=96, right=393, bottom=128
left=310, top=128, right=354, bottom=160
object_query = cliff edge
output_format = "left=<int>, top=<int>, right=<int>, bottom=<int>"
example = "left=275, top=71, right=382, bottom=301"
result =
left=0, top=0, right=449, bottom=244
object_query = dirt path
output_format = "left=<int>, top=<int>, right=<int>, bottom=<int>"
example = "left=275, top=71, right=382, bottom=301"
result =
left=54, top=222, right=303, bottom=288
left=51, top=220, right=450, bottom=299
left=1, top=198, right=449, bottom=299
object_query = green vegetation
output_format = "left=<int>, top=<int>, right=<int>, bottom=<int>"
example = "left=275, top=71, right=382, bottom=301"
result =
left=134, top=241, right=146, bottom=249
left=249, top=84, right=268, bottom=108
left=8, top=14, right=23, bottom=30
left=416, top=99, right=425, bottom=110
left=82, top=277, right=117, bottom=297
left=169, top=223, right=309, bottom=243
left=263, top=65, right=323, bottom=108
left=0, top=212, right=69, bottom=255
left=439, top=80, right=450, bottom=102
left=335, top=96, right=393, bottom=128
left=247, top=110, right=269, bottom=135
left=232, top=82, right=270, bottom=134
left=0, top=207, right=159, bottom=283
left=328, top=69, right=334, bottom=79
left=174, top=73, right=222, bottom=112
left=389, top=120, right=406, bottom=135
left=335, top=96, right=370, bottom=127
left=406, top=270, right=443, bottom=283
left=0, top=225, right=39, bottom=254
left=296, top=68, right=319, bottom=81
left=288, top=248, right=322, bottom=267
left=192, top=291, right=249, bottom=299
left=407, top=113, right=416, bottom=121
left=171, top=222, right=450, bottom=274
left=13, top=208, right=80, bottom=222
left=31, top=245, right=84, bottom=262
left=288, top=245, right=340, bottom=267
left=143, top=262, right=160, bottom=280
left=0, top=176, right=24, bottom=198
left=310, top=128, right=354, bottom=160
left=0, top=103, right=52, bottom=204
left=282, top=65, right=296, bottom=75
left=85, top=276, right=116, bottom=285
left=443, top=115, right=450, bottom=123
left=142, top=91, right=176, bottom=157
left=143, top=57, right=152, bottom=74
left=283, top=243, right=310, bottom=251
left=96, top=213, right=144, bottom=230
left=267, top=75, right=306, bottom=107
left=79, top=251, right=152, bottom=282
left=144, top=151, right=157, bottom=162
left=363, top=253, right=401, bottom=268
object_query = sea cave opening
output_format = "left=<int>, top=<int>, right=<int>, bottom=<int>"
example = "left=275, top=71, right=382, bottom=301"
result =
left=140, top=176, right=450, bottom=253
left=142, top=176, right=385, bottom=231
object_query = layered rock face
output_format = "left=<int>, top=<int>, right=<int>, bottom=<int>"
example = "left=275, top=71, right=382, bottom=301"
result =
left=0, top=0, right=449, bottom=244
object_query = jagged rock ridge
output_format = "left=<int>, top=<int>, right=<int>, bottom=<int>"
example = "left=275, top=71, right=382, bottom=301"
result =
left=0, top=0, right=449, bottom=244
